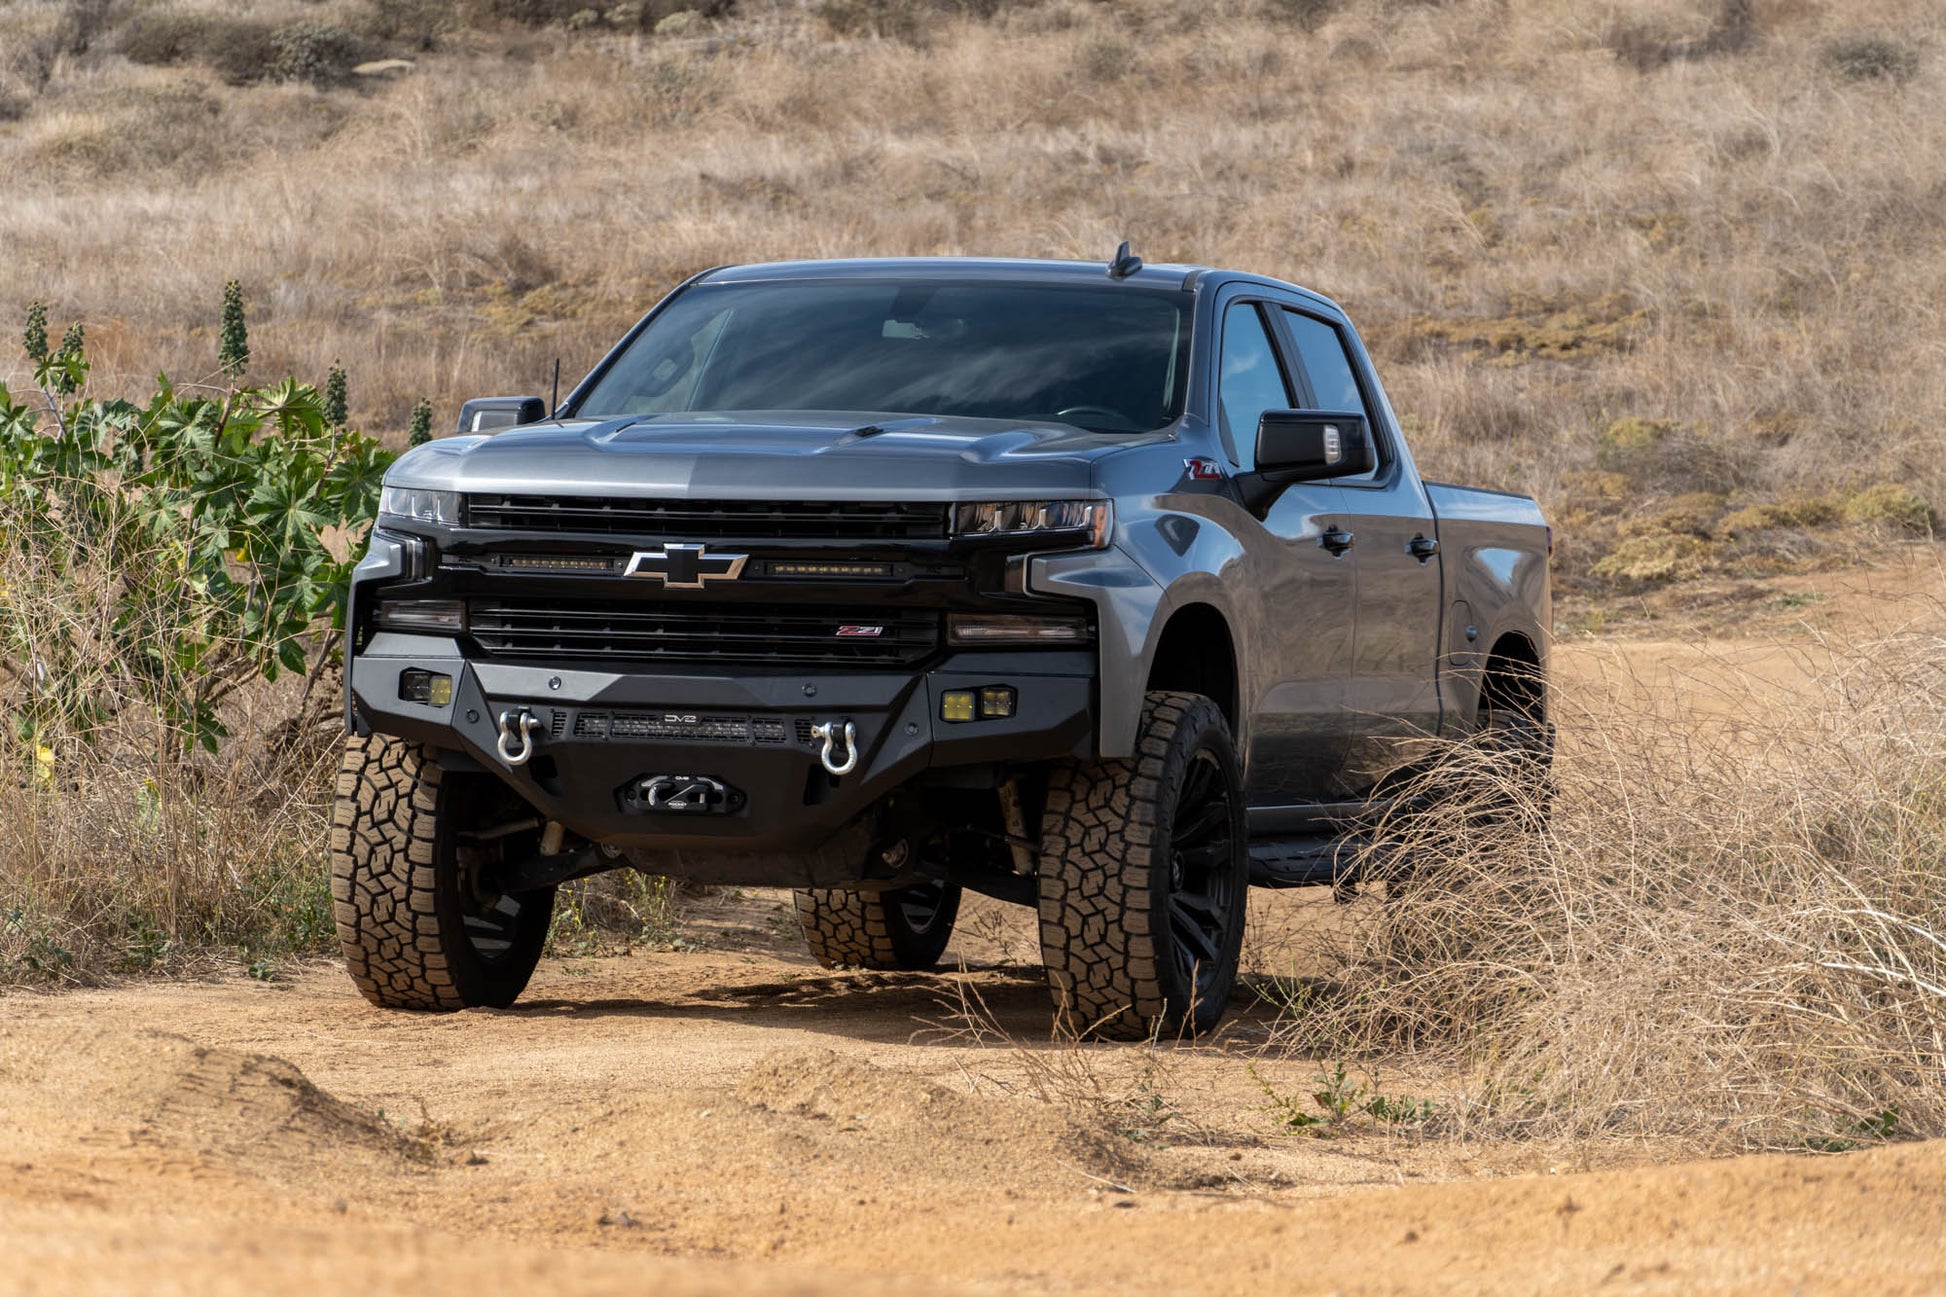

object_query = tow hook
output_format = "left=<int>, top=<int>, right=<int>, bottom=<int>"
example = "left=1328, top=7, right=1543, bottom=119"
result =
left=496, top=708, right=539, bottom=767
left=810, top=719, right=858, bottom=776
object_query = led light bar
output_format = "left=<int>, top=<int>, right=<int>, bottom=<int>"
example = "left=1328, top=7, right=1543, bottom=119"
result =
left=768, top=561, right=896, bottom=579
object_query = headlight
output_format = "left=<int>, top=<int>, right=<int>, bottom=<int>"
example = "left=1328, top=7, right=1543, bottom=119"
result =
left=947, top=613, right=1093, bottom=645
left=952, top=500, right=1112, bottom=548
left=378, top=485, right=461, bottom=528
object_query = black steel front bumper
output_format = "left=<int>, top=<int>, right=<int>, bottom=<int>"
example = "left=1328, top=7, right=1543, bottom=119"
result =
left=349, top=633, right=1095, bottom=883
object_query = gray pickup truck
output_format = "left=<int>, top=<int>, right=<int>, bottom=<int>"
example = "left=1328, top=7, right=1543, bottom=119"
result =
left=333, top=250, right=1551, bottom=1037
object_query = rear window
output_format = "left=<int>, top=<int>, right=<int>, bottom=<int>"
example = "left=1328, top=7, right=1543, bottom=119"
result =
left=575, top=279, right=1192, bottom=434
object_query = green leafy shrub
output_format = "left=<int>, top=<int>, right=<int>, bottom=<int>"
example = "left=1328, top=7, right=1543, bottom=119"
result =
left=407, top=397, right=434, bottom=446
left=0, top=299, right=393, bottom=752
left=269, top=22, right=371, bottom=86
left=219, top=280, right=249, bottom=380
left=121, top=13, right=370, bottom=84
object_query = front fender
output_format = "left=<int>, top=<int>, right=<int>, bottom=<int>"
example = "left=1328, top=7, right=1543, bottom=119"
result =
left=1029, top=546, right=1163, bottom=759
left=1031, top=502, right=1250, bottom=759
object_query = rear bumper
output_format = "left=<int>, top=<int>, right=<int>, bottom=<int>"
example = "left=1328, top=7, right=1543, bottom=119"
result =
left=349, top=634, right=1095, bottom=882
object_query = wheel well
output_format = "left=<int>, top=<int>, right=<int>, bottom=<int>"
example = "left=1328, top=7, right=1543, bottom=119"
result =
left=1481, top=633, right=1545, bottom=723
left=1146, top=603, right=1238, bottom=730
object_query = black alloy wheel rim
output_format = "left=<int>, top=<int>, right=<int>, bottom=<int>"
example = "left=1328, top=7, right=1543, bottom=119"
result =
left=463, top=890, right=529, bottom=962
left=897, top=882, right=948, bottom=935
left=457, top=827, right=533, bottom=965
left=1167, top=749, right=1237, bottom=1000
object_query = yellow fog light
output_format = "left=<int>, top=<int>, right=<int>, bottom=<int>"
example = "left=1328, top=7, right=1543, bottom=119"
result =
left=979, top=686, right=1017, bottom=719
left=399, top=669, right=454, bottom=707
left=941, top=690, right=977, bottom=723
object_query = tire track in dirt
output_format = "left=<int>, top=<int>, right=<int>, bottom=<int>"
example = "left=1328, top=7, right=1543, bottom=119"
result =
left=4, top=946, right=1945, bottom=1295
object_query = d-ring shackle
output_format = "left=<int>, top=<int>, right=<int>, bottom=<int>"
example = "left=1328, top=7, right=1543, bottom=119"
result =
left=810, top=720, right=858, bottom=777
left=496, top=709, right=539, bottom=766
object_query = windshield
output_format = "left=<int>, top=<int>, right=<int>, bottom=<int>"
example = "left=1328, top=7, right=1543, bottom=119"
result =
left=573, top=278, right=1192, bottom=433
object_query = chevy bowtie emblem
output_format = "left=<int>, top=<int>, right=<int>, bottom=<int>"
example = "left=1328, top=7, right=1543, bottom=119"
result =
left=623, top=543, right=748, bottom=588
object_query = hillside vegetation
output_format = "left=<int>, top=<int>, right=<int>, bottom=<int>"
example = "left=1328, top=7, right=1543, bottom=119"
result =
left=2, top=0, right=1942, bottom=601
left=5, top=0, right=1946, bottom=1154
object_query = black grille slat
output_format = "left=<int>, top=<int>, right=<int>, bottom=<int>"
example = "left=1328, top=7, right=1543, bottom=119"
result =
left=468, top=599, right=940, bottom=667
left=464, top=495, right=949, bottom=541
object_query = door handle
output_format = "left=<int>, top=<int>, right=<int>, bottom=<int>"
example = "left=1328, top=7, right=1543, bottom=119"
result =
left=1320, top=527, right=1355, bottom=556
left=1408, top=534, right=1440, bottom=563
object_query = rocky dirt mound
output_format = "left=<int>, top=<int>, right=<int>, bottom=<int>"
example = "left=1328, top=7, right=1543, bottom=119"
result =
left=0, top=1021, right=416, bottom=1185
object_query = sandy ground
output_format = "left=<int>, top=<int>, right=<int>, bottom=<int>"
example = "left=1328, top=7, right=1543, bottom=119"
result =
left=7, top=942, right=1946, bottom=1296
left=7, top=547, right=1946, bottom=1296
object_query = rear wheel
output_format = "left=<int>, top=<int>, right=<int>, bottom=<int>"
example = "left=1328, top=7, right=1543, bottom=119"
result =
left=330, top=735, right=555, bottom=1010
left=1036, top=691, right=1248, bottom=1040
left=794, top=881, right=962, bottom=970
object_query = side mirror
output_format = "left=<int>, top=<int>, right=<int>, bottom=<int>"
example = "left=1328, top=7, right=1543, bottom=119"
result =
left=1254, top=410, right=1376, bottom=481
left=456, top=396, right=547, bottom=435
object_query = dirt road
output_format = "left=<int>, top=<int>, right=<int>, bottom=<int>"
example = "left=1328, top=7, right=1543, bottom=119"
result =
left=4, top=917, right=1945, bottom=1296
left=7, top=551, right=1946, bottom=1295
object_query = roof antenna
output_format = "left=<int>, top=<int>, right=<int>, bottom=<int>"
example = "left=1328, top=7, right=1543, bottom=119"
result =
left=1107, top=239, right=1143, bottom=280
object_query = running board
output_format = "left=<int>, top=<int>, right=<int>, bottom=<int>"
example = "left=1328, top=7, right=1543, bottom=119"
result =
left=1248, top=834, right=1363, bottom=889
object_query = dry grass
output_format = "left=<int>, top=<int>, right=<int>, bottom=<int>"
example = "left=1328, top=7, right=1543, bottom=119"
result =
left=2, top=0, right=1944, bottom=596
left=6, top=0, right=1946, bottom=1153
left=1262, top=627, right=1946, bottom=1152
left=0, top=700, right=339, bottom=984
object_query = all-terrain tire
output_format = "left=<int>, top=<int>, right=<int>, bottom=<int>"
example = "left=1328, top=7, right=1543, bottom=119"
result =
left=1036, top=691, right=1248, bottom=1040
left=794, top=882, right=962, bottom=970
left=330, top=734, right=555, bottom=1010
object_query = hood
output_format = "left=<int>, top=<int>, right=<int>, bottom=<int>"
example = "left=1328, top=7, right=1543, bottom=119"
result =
left=386, top=411, right=1164, bottom=499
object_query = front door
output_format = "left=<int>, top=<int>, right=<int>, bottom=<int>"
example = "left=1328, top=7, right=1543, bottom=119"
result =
left=1275, top=306, right=1443, bottom=795
left=1214, top=299, right=1358, bottom=807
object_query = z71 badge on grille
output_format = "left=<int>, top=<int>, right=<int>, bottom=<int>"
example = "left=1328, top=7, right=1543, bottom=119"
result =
left=623, top=542, right=748, bottom=588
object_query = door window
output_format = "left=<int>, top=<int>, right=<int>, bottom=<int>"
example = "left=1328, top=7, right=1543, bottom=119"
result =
left=1282, top=308, right=1382, bottom=481
left=1217, top=303, right=1293, bottom=472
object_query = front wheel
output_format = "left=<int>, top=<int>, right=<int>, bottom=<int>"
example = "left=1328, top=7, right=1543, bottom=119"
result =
left=1036, top=691, right=1248, bottom=1040
left=794, top=881, right=962, bottom=970
left=330, top=735, right=555, bottom=1010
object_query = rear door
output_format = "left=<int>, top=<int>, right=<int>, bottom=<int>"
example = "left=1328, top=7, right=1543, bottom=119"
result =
left=1213, top=296, right=1358, bottom=806
left=1272, top=306, right=1443, bottom=795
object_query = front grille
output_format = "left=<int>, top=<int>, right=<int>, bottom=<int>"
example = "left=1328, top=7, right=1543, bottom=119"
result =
left=464, top=495, right=950, bottom=541
left=468, top=599, right=942, bottom=667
